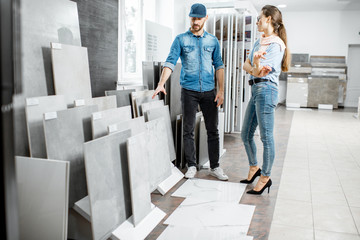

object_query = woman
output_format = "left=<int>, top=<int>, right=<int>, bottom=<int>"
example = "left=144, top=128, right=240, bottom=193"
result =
left=240, top=5, right=290, bottom=194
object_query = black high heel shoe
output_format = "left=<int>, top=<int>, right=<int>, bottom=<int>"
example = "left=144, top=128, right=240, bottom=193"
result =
left=240, top=168, right=261, bottom=184
left=247, top=179, right=272, bottom=195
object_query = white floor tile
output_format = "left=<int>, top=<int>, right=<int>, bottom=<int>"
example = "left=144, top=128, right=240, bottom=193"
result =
left=315, top=230, right=360, bottom=240
left=268, top=224, right=314, bottom=240
left=350, top=207, right=360, bottom=233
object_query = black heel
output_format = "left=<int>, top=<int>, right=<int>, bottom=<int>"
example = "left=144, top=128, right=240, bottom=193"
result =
left=247, top=179, right=272, bottom=195
left=240, top=168, right=261, bottom=184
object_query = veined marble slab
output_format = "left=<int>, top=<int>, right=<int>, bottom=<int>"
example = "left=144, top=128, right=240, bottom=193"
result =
left=127, top=132, right=152, bottom=226
left=105, top=89, right=135, bottom=108
left=51, top=43, right=92, bottom=105
left=16, top=156, right=69, bottom=240
left=140, top=99, right=164, bottom=117
left=43, top=105, right=98, bottom=207
left=131, top=90, right=156, bottom=117
left=145, top=118, right=172, bottom=192
left=164, top=198, right=255, bottom=231
left=145, top=105, right=176, bottom=161
left=172, top=178, right=246, bottom=202
left=25, top=95, right=67, bottom=158
left=108, top=116, right=146, bottom=136
left=84, top=129, right=132, bottom=240
left=91, top=106, right=132, bottom=139
left=74, top=95, right=117, bottom=111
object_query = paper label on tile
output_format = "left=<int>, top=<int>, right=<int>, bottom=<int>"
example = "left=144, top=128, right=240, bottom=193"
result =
left=26, top=98, right=39, bottom=106
left=108, top=124, right=118, bottom=133
left=51, top=43, right=62, bottom=49
left=93, top=112, right=102, bottom=120
left=44, top=112, right=57, bottom=120
left=75, top=99, right=85, bottom=106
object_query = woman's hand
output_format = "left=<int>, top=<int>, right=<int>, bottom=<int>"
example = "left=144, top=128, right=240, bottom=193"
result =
left=257, top=66, right=272, bottom=77
left=253, top=51, right=266, bottom=65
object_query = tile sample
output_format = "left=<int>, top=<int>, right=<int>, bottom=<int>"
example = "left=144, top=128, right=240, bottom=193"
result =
left=175, top=114, right=182, bottom=167
left=145, top=118, right=172, bottom=191
left=142, top=61, right=156, bottom=90
left=105, top=89, right=135, bottom=108
left=16, top=156, right=69, bottom=240
left=219, top=111, right=225, bottom=156
left=140, top=99, right=164, bottom=117
left=74, top=95, right=117, bottom=111
left=145, top=105, right=176, bottom=161
left=25, top=95, right=67, bottom=158
left=43, top=105, right=98, bottom=207
left=134, top=94, right=159, bottom=117
left=169, top=63, right=182, bottom=133
left=199, top=117, right=208, bottom=168
left=108, top=116, right=146, bottom=137
left=84, top=129, right=132, bottom=240
left=307, top=77, right=339, bottom=108
left=51, top=43, right=92, bottom=105
left=131, top=90, right=156, bottom=117
left=127, top=132, right=152, bottom=226
left=171, top=178, right=246, bottom=202
left=164, top=198, right=255, bottom=232
left=91, top=106, right=132, bottom=139
left=73, top=196, right=91, bottom=222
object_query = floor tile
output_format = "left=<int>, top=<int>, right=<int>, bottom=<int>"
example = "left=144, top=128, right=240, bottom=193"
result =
left=315, top=230, right=360, bottom=240
left=268, top=224, right=314, bottom=240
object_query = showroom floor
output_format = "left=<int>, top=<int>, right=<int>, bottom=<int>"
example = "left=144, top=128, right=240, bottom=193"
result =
left=146, top=106, right=360, bottom=240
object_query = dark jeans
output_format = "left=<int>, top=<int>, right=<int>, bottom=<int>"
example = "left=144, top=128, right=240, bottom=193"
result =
left=181, top=88, right=219, bottom=169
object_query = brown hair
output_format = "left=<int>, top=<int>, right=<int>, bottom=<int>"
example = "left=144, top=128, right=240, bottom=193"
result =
left=262, top=5, right=291, bottom=72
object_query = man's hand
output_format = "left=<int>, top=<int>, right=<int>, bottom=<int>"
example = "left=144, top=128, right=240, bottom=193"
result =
left=152, top=84, right=167, bottom=99
left=214, top=90, right=224, bottom=107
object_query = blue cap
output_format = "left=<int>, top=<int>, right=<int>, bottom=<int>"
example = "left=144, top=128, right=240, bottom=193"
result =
left=189, top=3, right=207, bottom=18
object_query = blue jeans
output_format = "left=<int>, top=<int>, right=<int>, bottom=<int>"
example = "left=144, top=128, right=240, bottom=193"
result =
left=241, top=82, right=278, bottom=176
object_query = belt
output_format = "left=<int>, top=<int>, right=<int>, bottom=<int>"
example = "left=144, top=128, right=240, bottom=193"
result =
left=249, top=78, right=269, bottom=86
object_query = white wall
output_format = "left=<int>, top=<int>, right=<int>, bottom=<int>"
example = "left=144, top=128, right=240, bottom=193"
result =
left=283, top=10, right=360, bottom=59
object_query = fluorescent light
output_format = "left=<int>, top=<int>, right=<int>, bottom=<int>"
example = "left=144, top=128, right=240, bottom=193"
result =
left=277, top=4, right=287, bottom=8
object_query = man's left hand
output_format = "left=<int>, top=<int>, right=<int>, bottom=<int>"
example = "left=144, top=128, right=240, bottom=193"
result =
left=214, top=90, right=224, bottom=107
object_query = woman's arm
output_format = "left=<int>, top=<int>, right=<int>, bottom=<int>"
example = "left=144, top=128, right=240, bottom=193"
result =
left=243, top=54, right=271, bottom=77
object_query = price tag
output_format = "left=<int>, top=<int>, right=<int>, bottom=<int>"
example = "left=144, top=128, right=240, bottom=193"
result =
left=26, top=98, right=39, bottom=106
left=75, top=99, right=85, bottom=106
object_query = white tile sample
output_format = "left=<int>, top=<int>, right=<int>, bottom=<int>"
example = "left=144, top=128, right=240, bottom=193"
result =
left=73, top=196, right=91, bottom=222
left=145, top=105, right=176, bottom=161
left=16, top=156, right=69, bottom=240
left=75, top=95, right=117, bottom=111
left=140, top=99, right=164, bottom=117
left=171, top=178, right=246, bottom=202
left=51, top=43, right=92, bottom=105
left=145, top=118, right=172, bottom=191
left=131, top=90, right=157, bottom=117
left=43, top=105, right=98, bottom=207
left=91, top=106, right=132, bottom=139
left=157, top=166, right=184, bottom=195
left=127, top=132, right=152, bottom=226
left=164, top=198, right=255, bottom=231
left=108, top=116, right=146, bottom=137
left=84, top=129, right=132, bottom=240
left=25, top=95, right=67, bottom=158
left=105, top=89, right=135, bottom=108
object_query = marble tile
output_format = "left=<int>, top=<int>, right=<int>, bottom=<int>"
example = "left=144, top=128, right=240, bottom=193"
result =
left=172, top=178, right=245, bottom=202
left=315, top=230, right=360, bottom=240
left=74, top=95, right=117, bottom=111
left=127, top=132, right=152, bottom=226
left=51, top=43, right=92, bottom=105
left=84, top=129, right=132, bottom=240
left=140, top=99, right=164, bottom=117
left=108, top=116, right=146, bottom=137
left=350, top=207, right=360, bottom=233
left=145, top=105, right=176, bottom=161
left=16, top=156, right=69, bottom=240
left=268, top=224, right=314, bottom=240
left=131, top=90, right=156, bottom=117
left=105, top=89, right=135, bottom=108
left=164, top=198, right=255, bottom=231
left=73, top=196, right=91, bottom=222
left=25, top=95, right=67, bottom=158
left=43, top=105, right=98, bottom=207
left=307, top=77, right=339, bottom=108
left=156, top=166, right=184, bottom=195
left=91, top=106, right=132, bottom=139
left=145, top=118, right=172, bottom=192
left=158, top=225, right=253, bottom=240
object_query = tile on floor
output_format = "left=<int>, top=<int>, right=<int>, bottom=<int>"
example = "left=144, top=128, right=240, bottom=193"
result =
left=315, top=230, right=360, bottom=240
left=268, top=224, right=314, bottom=240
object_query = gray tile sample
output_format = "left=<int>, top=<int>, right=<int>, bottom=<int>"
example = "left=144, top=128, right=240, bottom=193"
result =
left=145, top=118, right=172, bottom=192
left=145, top=105, right=176, bottom=161
left=91, top=106, right=132, bottom=139
left=25, top=95, right=67, bottom=158
left=199, top=117, right=208, bottom=168
left=131, top=90, right=157, bottom=117
left=105, top=89, right=135, bottom=108
left=307, top=77, right=339, bottom=108
left=51, top=43, right=92, bottom=106
left=16, top=156, right=70, bottom=240
left=135, top=94, right=159, bottom=117
left=126, top=132, right=152, bottom=226
left=142, top=61, right=155, bottom=90
left=140, top=99, right=164, bottom=116
left=169, top=63, right=182, bottom=135
left=43, top=105, right=98, bottom=207
left=84, top=130, right=132, bottom=240
left=108, top=116, right=146, bottom=137
left=175, top=114, right=182, bottom=167
left=291, top=53, right=309, bottom=64
left=219, top=111, right=225, bottom=156
left=74, top=95, right=117, bottom=111
left=73, top=196, right=91, bottom=222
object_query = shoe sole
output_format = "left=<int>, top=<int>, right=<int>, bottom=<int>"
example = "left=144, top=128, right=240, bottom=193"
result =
left=209, top=172, right=228, bottom=181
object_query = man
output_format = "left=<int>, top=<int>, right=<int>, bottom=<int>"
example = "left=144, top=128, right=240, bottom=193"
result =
left=152, top=3, right=228, bottom=180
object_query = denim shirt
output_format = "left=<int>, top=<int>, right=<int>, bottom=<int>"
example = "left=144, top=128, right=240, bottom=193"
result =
left=164, top=30, right=224, bottom=92
left=249, top=39, right=285, bottom=86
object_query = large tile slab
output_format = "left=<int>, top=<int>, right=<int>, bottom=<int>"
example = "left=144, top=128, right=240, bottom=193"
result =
left=171, top=178, right=246, bottom=202
left=140, top=99, right=164, bottom=117
left=131, top=90, right=156, bottom=117
left=164, top=198, right=255, bottom=231
left=74, top=95, right=117, bottom=111
left=126, top=132, right=152, bottom=226
left=145, top=105, right=176, bottom=161
left=25, top=95, right=67, bottom=158
left=16, top=156, right=69, bottom=240
left=43, top=105, right=98, bottom=207
left=84, top=129, right=132, bottom=240
left=108, top=116, right=146, bottom=136
left=199, top=117, right=208, bottom=168
left=51, top=43, right=92, bottom=105
left=105, top=89, right=135, bottom=108
left=169, top=63, right=182, bottom=132
left=145, top=118, right=172, bottom=192
left=134, top=94, right=159, bottom=117
left=91, top=106, right=132, bottom=139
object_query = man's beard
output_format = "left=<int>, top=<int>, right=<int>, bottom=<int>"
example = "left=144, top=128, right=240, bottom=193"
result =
left=191, top=22, right=204, bottom=33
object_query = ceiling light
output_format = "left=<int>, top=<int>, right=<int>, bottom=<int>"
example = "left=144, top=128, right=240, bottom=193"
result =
left=277, top=4, right=287, bottom=8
